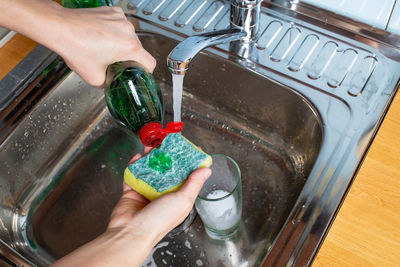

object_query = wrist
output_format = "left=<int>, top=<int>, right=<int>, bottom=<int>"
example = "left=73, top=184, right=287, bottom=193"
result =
left=52, top=228, right=156, bottom=267
left=101, top=227, right=157, bottom=266
left=108, top=220, right=160, bottom=250
left=28, top=2, right=69, bottom=55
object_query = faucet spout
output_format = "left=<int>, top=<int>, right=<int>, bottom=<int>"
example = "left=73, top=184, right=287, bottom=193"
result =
left=167, top=29, right=246, bottom=75
left=167, top=0, right=261, bottom=75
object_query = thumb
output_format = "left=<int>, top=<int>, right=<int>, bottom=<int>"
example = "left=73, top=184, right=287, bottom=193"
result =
left=178, top=167, right=212, bottom=203
left=152, top=167, right=212, bottom=234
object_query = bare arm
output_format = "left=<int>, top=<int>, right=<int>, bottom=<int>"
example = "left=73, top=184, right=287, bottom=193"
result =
left=0, top=0, right=156, bottom=87
left=51, top=153, right=211, bottom=267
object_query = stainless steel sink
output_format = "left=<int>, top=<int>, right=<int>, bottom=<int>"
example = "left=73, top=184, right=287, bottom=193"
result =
left=0, top=0, right=399, bottom=266
left=0, top=32, right=322, bottom=266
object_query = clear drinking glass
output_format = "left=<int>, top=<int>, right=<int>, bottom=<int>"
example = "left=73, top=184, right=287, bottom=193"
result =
left=195, top=154, right=242, bottom=239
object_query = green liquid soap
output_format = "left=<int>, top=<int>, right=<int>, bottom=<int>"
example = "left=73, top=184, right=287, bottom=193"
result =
left=104, top=61, right=163, bottom=135
left=62, top=0, right=113, bottom=8
left=148, top=150, right=172, bottom=173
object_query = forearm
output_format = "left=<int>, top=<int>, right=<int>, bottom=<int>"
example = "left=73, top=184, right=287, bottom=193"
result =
left=51, top=228, right=156, bottom=267
left=0, top=0, right=64, bottom=52
left=0, top=1, right=156, bottom=87
left=51, top=159, right=210, bottom=266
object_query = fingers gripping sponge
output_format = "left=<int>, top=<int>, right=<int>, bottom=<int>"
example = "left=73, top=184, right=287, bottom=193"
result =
left=124, top=133, right=212, bottom=201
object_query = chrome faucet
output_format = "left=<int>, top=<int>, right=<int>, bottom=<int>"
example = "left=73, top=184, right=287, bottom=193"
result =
left=167, top=0, right=262, bottom=75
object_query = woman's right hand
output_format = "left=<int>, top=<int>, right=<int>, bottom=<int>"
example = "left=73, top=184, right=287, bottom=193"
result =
left=52, top=150, right=212, bottom=267
left=0, top=0, right=156, bottom=88
left=55, top=5, right=156, bottom=87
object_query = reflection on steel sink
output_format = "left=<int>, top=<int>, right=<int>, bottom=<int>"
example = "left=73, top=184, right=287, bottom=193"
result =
left=0, top=33, right=323, bottom=266
left=0, top=1, right=399, bottom=266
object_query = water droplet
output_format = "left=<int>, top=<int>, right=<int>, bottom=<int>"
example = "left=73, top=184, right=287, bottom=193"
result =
left=184, top=239, right=192, bottom=249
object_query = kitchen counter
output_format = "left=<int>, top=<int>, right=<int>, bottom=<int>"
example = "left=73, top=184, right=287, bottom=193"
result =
left=1, top=34, right=399, bottom=266
left=314, top=91, right=400, bottom=265
left=0, top=34, right=36, bottom=80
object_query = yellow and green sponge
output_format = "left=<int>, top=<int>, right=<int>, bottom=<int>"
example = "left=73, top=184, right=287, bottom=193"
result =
left=124, top=133, right=212, bottom=201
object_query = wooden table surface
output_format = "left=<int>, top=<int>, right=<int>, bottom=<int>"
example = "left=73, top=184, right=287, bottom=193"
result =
left=1, top=34, right=399, bottom=266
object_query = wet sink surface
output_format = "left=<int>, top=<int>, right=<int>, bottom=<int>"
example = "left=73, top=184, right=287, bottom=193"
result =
left=0, top=33, right=322, bottom=266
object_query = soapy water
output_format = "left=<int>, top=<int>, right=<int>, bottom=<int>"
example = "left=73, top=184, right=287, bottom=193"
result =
left=196, top=259, right=204, bottom=266
left=184, top=239, right=192, bottom=249
left=172, top=74, right=184, bottom=122
left=197, top=189, right=239, bottom=231
left=140, top=241, right=169, bottom=267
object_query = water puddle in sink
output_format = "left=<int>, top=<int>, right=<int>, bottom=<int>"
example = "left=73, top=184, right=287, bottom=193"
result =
left=27, top=84, right=299, bottom=265
left=1, top=34, right=323, bottom=266
left=172, top=73, right=184, bottom=122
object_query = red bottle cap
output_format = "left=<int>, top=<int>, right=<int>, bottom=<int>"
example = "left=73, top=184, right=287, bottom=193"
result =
left=164, top=121, right=184, bottom=134
left=139, top=121, right=184, bottom=148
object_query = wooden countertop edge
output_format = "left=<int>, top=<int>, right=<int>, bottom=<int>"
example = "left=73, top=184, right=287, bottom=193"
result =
left=1, top=34, right=399, bottom=266
left=314, top=88, right=400, bottom=266
left=0, top=34, right=37, bottom=80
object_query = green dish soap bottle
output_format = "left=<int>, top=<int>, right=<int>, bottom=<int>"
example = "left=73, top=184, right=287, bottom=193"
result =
left=104, top=61, right=183, bottom=147
left=61, top=0, right=184, bottom=147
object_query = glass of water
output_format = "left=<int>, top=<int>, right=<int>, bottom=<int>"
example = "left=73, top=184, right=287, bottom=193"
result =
left=195, top=154, right=242, bottom=239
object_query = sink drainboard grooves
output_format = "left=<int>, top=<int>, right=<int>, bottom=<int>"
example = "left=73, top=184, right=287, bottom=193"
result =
left=123, top=0, right=382, bottom=102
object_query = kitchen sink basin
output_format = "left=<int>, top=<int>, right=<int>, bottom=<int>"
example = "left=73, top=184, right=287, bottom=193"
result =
left=0, top=33, right=322, bottom=266
left=0, top=1, right=399, bottom=266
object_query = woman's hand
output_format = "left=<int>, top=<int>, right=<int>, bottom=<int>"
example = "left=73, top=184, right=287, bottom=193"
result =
left=109, top=152, right=212, bottom=245
left=52, top=150, right=211, bottom=267
left=55, top=6, right=156, bottom=87
left=0, top=0, right=156, bottom=88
